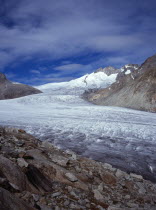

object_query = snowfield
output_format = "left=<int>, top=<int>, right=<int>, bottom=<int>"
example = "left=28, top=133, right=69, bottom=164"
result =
left=0, top=72, right=156, bottom=182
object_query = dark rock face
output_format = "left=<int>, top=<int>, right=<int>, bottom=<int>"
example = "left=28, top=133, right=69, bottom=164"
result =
left=0, top=155, right=29, bottom=191
left=138, top=54, right=156, bottom=75
left=0, top=73, right=8, bottom=83
left=0, top=72, right=42, bottom=100
left=25, top=164, right=53, bottom=192
left=83, top=54, right=156, bottom=112
left=0, top=187, right=35, bottom=210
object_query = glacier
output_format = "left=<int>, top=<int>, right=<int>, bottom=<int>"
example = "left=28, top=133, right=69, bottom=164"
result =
left=0, top=71, right=156, bottom=182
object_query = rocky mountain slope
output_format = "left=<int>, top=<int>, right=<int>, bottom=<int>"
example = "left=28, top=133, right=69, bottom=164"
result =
left=0, top=73, right=42, bottom=100
left=83, top=54, right=156, bottom=112
left=0, top=127, right=156, bottom=210
left=94, top=66, right=120, bottom=76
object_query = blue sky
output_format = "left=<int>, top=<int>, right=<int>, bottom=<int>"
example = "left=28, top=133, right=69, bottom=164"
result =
left=0, top=0, right=156, bottom=85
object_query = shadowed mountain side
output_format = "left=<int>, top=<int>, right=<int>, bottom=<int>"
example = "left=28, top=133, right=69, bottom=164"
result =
left=0, top=73, right=42, bottom=100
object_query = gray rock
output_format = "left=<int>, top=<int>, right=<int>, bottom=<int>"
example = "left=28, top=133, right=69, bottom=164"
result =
left=64, top=200, right=70, bottom=206
left=16, top=141, right=25, bottom=147
left=66, top=150, right=77, bottom=160
left=70, top=153, right=77, bottom=161
left=75, top=166, right=81, bottom=173
left=86, top=203, right=90, bottom=208
left=52, top=192, right=61, bottom=197
left=69, top=203, right=81, bottom=209
left=108, top=206, right=122, bottom=210
left=98, top=183, right=103, bottom=192
left=103, top=163, right=113, bottom=170
left=32, top=194, right=40, bottom=202
left=55, top=207, right=60, bottom=210
left=136, top=182, right=146, bottom=194
left=126, top=202, right=139, bottom=208
left=97, top=205, right=106, bottom=210
left=70, top=191, right=78, bottom=198
left=17, top=158, right=28, bottom=168
left=130, top=173, right=143, bottom=180
left=67, top=186, right=73, bottom=191
left=93, top=189, right=104, bottom=201
left=9, top=183, right=20, bottom=191
left=0, top=177, right=7, bottom=184
left=115, top=169, right=125, bottom=178
left=39, top=204, right=52, bottom=210
left=65, top=173, right=78, bottom=182
left=78, top=199, right=86, bottom=206
left=41, top=141, right=54, bottom=149
left=50, top=154, right=69, bottom=167
left=125, top=195, right=130, bottom=199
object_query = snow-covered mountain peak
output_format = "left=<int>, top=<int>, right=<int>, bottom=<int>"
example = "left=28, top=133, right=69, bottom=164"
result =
left=37, top=70, right=118, bottom=93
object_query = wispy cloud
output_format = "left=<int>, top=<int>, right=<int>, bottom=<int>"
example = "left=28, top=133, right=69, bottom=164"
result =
left=0, top=0, right=156, bottom=83
left=54, top=64, right=85, bottom=71
left=30, top=70, right=41, bottom=74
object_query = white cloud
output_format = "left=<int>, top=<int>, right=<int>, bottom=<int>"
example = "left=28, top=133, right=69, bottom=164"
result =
left=0, top=0, right=156, bottom=74
left=30, top=70, right=41, bottom=74
left=54, top=64, right=85, bottom=71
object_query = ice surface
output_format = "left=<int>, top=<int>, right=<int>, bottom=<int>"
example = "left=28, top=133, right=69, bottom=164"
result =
left=0, top=75, right=156, bottom=182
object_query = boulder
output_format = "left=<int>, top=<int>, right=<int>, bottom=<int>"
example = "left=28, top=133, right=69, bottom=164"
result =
left=0, top=155, right=28, bottom=191
left=65, top=172, right=78, bottom=182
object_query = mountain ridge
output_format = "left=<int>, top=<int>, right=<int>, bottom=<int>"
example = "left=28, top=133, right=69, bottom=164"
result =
left=0, top=72, right=42, bottom=100
left=82, top=54, right=156, bottom=112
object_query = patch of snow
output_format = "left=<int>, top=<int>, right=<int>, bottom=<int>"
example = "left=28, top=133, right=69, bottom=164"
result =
left=125, top=65, right=131, bottom=68
left=125, top=70, right=131, bottom=75
left=121, top=67, right=125, bottom=72
left=12, top=82, right=21, bottom=84
left=131, top=74, right=135, bottom=80
left=149, top=165, right=154, bottom=173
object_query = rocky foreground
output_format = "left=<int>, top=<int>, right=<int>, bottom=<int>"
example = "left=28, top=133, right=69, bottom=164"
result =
left=0, top=127, right=156, bottom=210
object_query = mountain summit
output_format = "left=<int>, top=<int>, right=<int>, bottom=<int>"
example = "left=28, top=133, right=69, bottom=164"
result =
left=0, top=72, right=10, bottom=84
left=94, top=66, right=120, bottom=76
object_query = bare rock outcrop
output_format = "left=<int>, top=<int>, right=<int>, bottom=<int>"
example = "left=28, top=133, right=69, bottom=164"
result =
left=0, top=72, right=42, bottom=100
left=94, top=66, right=120, bottom=76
